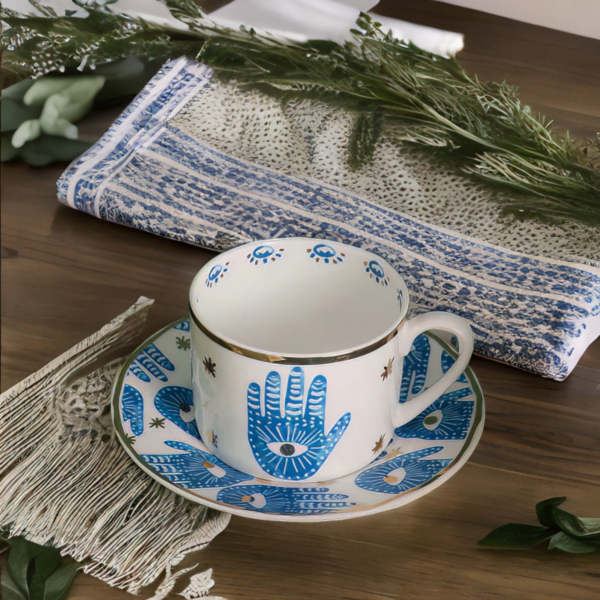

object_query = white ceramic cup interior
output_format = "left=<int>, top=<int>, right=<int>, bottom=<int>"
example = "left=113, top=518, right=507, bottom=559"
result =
left=191, top=239, right=407, bottom=357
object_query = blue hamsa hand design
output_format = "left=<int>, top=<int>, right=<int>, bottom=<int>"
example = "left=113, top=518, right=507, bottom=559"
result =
left=395, top=389, right=474, bottom=440
left=400, top=334, right=430, bottom=402
left=122, top=384, right=144, bottom=436
left=154, top=385, right=201, bottom=440
left=217, top=484, right=355, bottom=514
left=141, top=440, right=252, bottom=488
left=441, top=348, right=469, bottom=384
left=247, top=368, right=351, bottom=480
left=355, top=446, right=451, bottom=494
left=127, top=343, right=175, bottom=383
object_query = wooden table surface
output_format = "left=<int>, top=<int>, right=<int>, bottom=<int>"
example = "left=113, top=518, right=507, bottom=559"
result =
left=2, top=1, right=599, bottom=599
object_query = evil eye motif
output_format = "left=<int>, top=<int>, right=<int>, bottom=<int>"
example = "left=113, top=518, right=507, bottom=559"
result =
left=266, top=441, right=309, bottom=457
left=142, top=440, right=252, bottom=488
left=307, top=243, right=345, bottom=264
left=217, top=485, right=356, bottom=514
left=154, top=385, right=201, bottom=440
left=205, top=262, right=230, bottom=288
left=355, top=447, right=451, bottom=494
left=247, top=367, right=351, bottom=480
left=364, top=260, right=389, bottom=286
left=247, top=245, right=284, bottom=265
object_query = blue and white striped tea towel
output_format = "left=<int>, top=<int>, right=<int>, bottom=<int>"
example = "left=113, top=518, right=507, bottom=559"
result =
left=57, top=58, right=600, bottom=380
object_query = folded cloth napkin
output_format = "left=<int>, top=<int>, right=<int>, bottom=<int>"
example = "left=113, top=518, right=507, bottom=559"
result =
left=9, top=0, right=463, bottom=57
left=208, top=0, right=464, bottom=56
left=57, top=58, right=600, bottom=380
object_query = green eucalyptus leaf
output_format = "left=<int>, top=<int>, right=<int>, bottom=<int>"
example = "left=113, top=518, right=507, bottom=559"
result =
left=16, top=135, right=92, bottom=166
left=548, top=532, right=599, bottom=554
left=551, top=507, right=588, bottom=536
left=478, top=524, right=554, bottom=550
left=7, top=536, right=46, bottom=596
left=1, top=132, right=20, bottom=162
left=45, top=77, right=105, bottom=121
left=42, top=561, right=83, bottom=600
left=12, top=119, right=42, bottom=148
left=2, top=79, right=35, bottom=102
left=23, top=77, right=81, bottom=106
left=555, top=514, right=600, bottom=543
left=29, top=547, right=63, bottom=600
left=536, top=497, right=567, bottom=528
left=1, top=564, right=28, bottom=600
left=580, top=518, right=600, bottom=536
left=1, top=98, right=41, bottom=133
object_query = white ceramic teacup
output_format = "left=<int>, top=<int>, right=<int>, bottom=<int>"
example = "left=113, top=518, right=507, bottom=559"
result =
left=189, top=237, right=474, bottom=483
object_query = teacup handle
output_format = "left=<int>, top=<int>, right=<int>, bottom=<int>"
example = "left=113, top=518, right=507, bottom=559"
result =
left=392, top=312, right=474, bottom=428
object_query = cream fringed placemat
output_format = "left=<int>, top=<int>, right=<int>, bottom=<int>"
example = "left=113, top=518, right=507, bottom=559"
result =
left=0, top=298, right=230, bottom=599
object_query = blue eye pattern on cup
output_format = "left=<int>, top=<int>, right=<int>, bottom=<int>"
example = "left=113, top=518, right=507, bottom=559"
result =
left=127, top=343, right=175, bottom=383
left=247, top=244, right=285, bottom=265
left=205, top=262, right=230, bottom=288
left=142, top=440, right=253, bottom=488
left=307, top=243, right=345, bottom=264
left=122, top=384, right=144, bottom=437
left=217, top=485, right=355, bottom=514
left=154, top=385, right=201, bottom=440
left=355, top=447, right=451, bottom=494
left=364, top=259, right=389, bottom=286
left=247, top=368, right=351, bottom=480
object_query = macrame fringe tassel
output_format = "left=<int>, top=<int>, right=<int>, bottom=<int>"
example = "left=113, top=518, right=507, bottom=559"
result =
left=0, top=298, right=230, bottom=596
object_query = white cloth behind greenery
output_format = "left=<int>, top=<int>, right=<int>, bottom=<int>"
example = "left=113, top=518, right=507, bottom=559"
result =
left=5, top=0, right=464, bottom=56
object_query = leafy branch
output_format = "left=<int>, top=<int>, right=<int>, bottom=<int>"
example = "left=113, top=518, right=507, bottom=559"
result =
left=478, top=497, right=600, bottom=553
left=0, top=535, right=85, bottom=600
left=2, top=0, right=599, bottom=227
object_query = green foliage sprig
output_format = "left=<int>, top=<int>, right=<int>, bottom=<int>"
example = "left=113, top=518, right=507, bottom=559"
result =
left=0, top=535, right=84, bottom=600
left=2, top=0, right=599, bottom=226
left=478, top=497, right=600, bottom=553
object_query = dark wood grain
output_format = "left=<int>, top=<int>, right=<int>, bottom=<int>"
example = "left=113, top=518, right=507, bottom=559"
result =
left=2, top=2, right=599, bottom=599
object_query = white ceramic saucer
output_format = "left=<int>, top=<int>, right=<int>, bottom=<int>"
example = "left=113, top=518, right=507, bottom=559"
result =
left=112, top=319, right=484, bottom=522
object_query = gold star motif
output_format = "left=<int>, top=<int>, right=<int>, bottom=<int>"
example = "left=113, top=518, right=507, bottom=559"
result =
left=381, top=358, right=394, bottom=381
left=372, top=434, right=385, bottom=454
left=203, top=356, right=216, bottom=377
left=176, top=336, right=190, bottom=350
